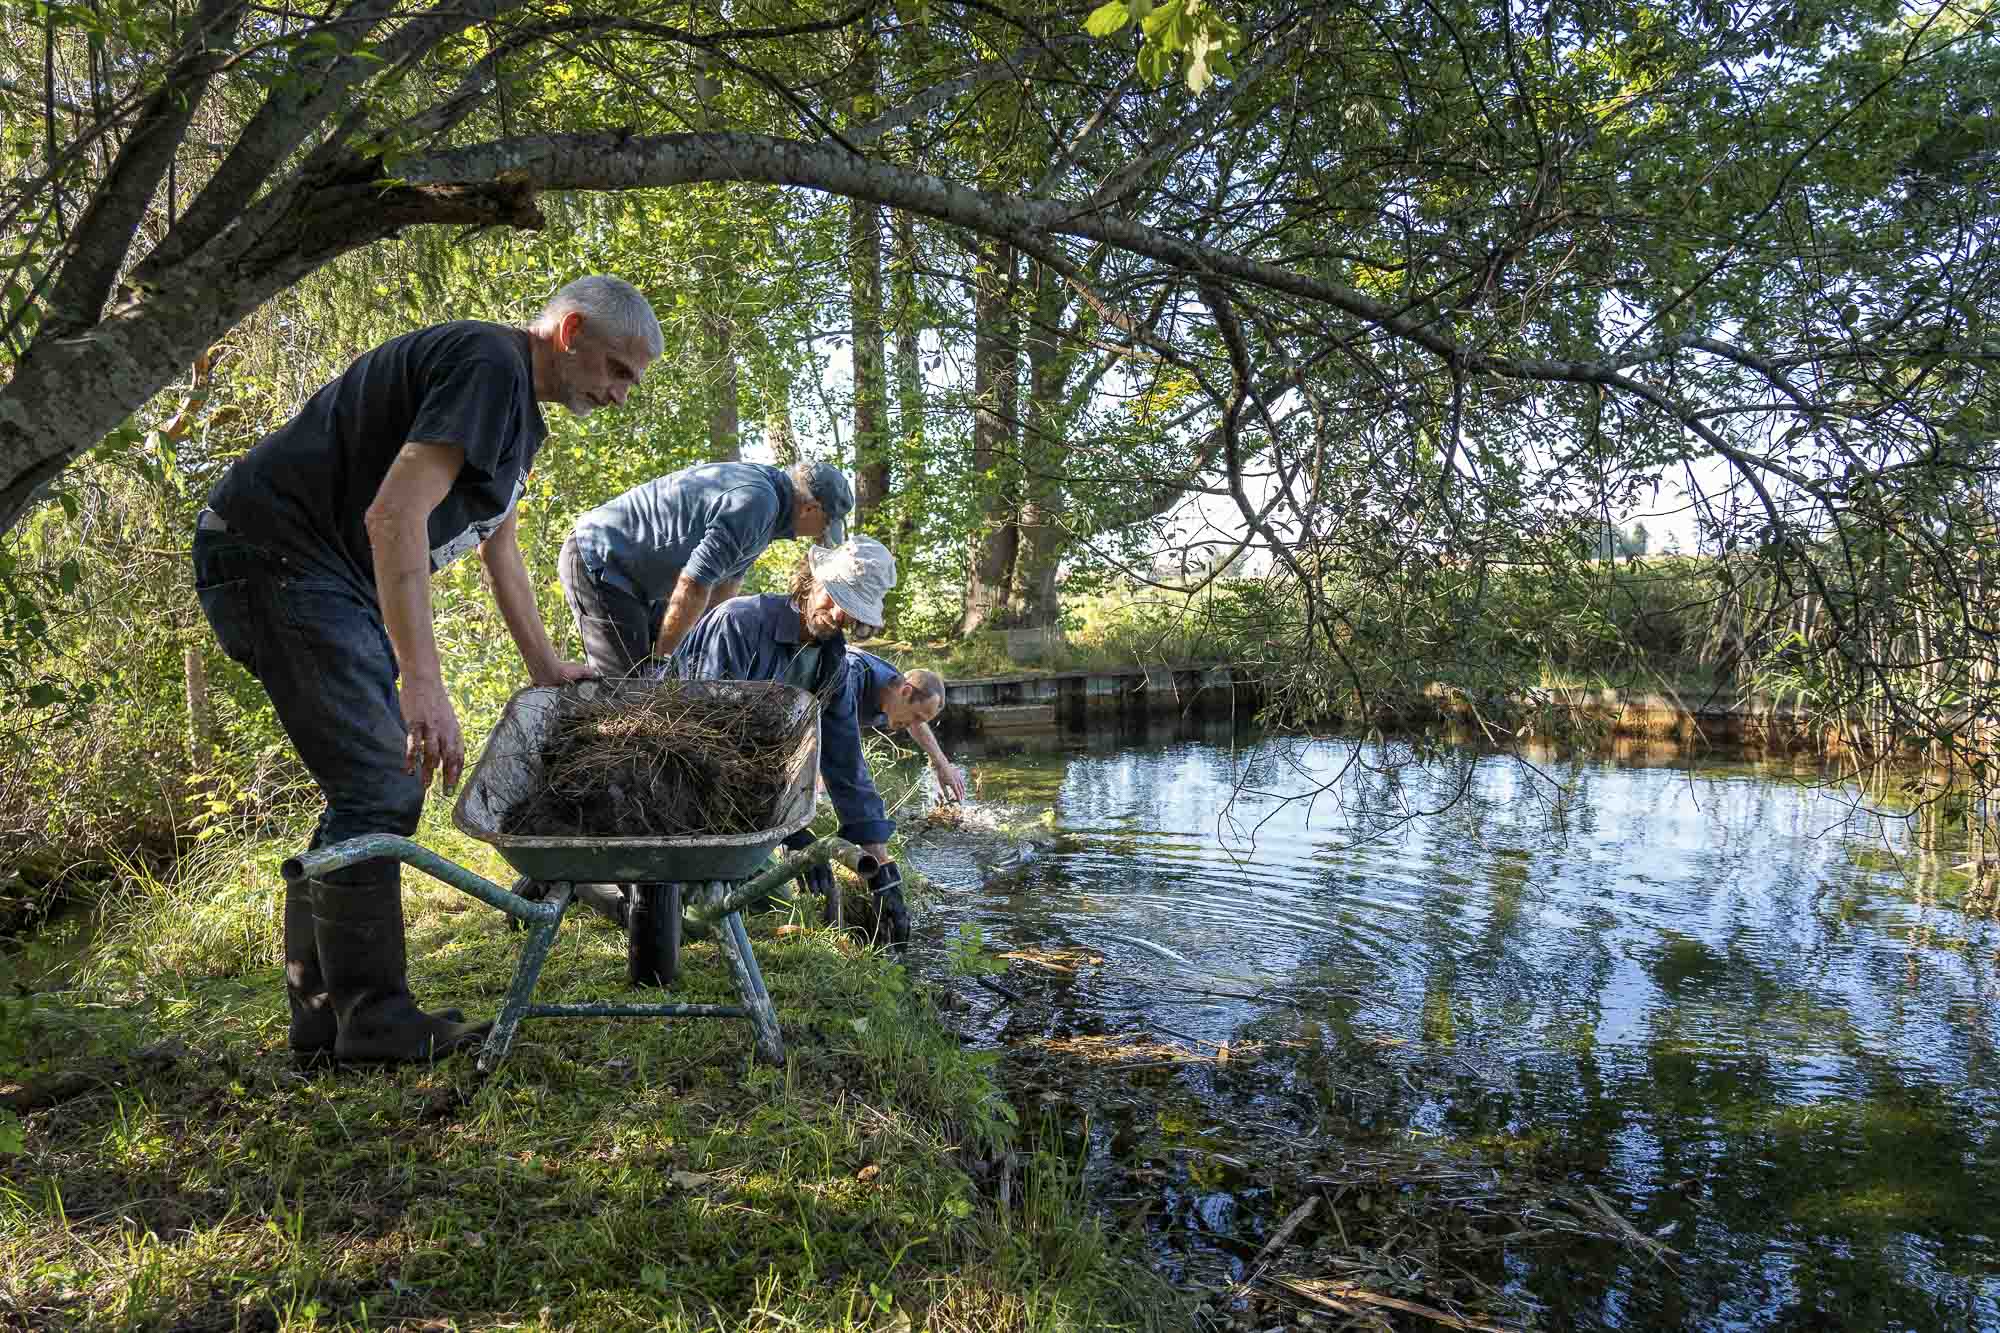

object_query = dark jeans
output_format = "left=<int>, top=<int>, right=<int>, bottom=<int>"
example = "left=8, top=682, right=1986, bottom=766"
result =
left=558, top=534, right=663, bottom=678
left=192, top=526, right=423, bottom=885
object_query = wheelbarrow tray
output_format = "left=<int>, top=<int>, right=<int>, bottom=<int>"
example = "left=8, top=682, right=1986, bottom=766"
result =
left=453, top=678, right=818, bottom=883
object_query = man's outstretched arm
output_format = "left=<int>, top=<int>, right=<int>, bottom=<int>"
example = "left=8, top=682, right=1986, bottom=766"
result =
left=652, top=572, right=717, bottom=659
left=479, top=508, right=591, bottom=687
left=908, top=720, right=965, bottom=801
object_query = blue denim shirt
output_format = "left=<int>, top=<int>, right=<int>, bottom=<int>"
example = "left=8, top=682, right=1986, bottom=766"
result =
left=847, top=649, right=904, bottom=731
left=571, top=462, right=796, bottom=602
left=674, top=594, right=892, bottom=846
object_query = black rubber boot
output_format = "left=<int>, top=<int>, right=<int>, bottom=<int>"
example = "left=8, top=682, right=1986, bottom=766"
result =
left=312, top=873, right=490, bottom=1064
left=288, top=881, right=464, bottom=1066
left=284, top=880, right=337, bottom=1064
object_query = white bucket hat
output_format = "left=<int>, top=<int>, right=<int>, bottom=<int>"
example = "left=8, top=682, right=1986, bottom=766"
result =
left=808, top=535, right=897, bottom=631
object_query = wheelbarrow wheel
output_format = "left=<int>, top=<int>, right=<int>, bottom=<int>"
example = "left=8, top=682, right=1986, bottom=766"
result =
left=627, top=882, right=681, bottom=988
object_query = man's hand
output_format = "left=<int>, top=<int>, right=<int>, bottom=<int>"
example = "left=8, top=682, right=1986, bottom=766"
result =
left=865, top=859, right=911, bottom=946
left=911, top=723, right=963, bottom=803
left=932, top=762, right=967, bottom=803
left=537, top=660, right=595, bottom=686
left=398, top=676, right=465, bottom=792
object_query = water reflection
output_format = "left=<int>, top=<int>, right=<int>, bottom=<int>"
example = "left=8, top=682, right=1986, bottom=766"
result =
left=898, top=725, right=2000, bottom=1330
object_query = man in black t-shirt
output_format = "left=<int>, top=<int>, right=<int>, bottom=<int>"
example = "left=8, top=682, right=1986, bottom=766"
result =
left=194, top=275, right=661, bottom=1066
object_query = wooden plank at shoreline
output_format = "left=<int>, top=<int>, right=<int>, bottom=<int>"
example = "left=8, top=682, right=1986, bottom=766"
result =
left=979, top=703, right=1057, bottom=729
left=944, top=661, right=1235, bottom=691
left=934, top=668, right=1823, bottom=740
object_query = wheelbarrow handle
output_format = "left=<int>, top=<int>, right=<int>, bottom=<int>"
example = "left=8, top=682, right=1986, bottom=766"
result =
left=684, top=836, right=877, bottom=924
left=282, top=834, right=560, bottom=924
left=819, top=838, right=881, bottom=879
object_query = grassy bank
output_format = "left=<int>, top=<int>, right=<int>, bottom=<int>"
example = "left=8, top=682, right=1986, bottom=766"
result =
left=885, top=562, right=1735, bottom=692
left=0, top=814, right=1172, bottom=1332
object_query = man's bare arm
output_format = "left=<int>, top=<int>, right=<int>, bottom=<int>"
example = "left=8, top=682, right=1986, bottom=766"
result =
left=364, top=442, right=464, bottom=792
left=910, top=720, right=966, bottom=801
left=478, top=509, right=589, bottom=686
left=710, top=576, right=743, bottom=606
left=652, top=572, right=716, bottom=659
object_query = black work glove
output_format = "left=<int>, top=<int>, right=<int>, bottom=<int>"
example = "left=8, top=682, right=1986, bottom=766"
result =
left=783, top=829, right=836, bottom=907
left=866, top=860, right=911, bottom=946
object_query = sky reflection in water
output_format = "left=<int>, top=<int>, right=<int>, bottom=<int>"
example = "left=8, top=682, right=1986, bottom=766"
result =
left=897, top=726, right=2000, bottom=1331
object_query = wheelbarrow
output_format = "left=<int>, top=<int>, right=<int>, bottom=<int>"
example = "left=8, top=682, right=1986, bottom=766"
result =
left=280, top=679, right=873, bottom=1074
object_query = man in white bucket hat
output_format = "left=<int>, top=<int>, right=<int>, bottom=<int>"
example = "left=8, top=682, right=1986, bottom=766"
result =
left=668, top=534, right=914, bottom=941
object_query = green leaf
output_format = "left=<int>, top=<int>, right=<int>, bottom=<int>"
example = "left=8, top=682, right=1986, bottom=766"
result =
left=25, top=682, right=59, bottom=708
left=1137, top=42, right=1171, bottom=86
left=56, top=560, right=79, bottom=595
left=1084, top=1, right=1130, bottom=37
left=1141, top=0, right=1187, bottom=47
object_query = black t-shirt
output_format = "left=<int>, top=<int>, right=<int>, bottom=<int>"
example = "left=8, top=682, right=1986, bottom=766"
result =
left=207, top=321, right=546, bottom=598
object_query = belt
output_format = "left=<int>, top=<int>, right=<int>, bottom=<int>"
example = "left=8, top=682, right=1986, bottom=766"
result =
left=197, top=508, right=229, bottom=533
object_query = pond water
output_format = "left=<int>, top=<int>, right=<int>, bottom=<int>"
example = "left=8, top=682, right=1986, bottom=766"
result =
left=891, top=720, right=2000, bottom=1331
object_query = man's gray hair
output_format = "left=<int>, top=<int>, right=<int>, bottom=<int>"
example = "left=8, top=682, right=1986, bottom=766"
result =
left=786, top=460, right=820, bottom=500
left=904, top=668, right=946, bottom=707
left=536, top=275, right=663, bottom=357
left=787, top=460, right=855, bottom=518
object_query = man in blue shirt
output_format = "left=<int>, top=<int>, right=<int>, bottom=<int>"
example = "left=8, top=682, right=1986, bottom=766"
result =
left=673, top=536, right=914, bottom=941
left=560, top=460, right=855, bottom=676
left=847, top=651, right=963, bottom=801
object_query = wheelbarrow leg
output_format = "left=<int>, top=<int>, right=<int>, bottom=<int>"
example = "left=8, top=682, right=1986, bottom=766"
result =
left=716, top=889, right=784, bottom=1066
left=480, top=881, right=573, bottom=1074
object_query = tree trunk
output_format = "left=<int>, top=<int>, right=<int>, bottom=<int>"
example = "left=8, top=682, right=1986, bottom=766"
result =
left=0, top=174, right=540, bottom=531
left=765, top=378, right=799, bottom=465
left=960, top=240, right=1020, bottom=636
left=850, top=196, right=888, bottom=521
left=848, top=22, right=889, bottom=529
left=1011, top=260, right=1070, bottom=628
left=891, top=210, right=924, bottom=551
left=704, top=311, right=739, bottom=461
left=184, top=646, right=215, bottom=772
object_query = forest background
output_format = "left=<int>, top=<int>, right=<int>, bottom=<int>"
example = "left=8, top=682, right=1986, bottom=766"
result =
left=0, top=0, right=1995, bottom=903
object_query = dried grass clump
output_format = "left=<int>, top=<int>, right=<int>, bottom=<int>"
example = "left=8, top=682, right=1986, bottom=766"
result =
left=502, top=683, right=812, bottom=838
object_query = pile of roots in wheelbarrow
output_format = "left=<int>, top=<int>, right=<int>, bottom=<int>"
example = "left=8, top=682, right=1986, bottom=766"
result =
left=501, top=682, right=811, bottom=838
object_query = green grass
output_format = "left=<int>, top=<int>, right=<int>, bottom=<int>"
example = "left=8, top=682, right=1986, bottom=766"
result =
left=0, top=812, right=1174, bottom=1332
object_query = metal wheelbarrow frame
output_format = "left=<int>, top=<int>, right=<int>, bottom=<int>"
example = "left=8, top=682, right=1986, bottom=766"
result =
left=280, top=679, right=875, bottom=1073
